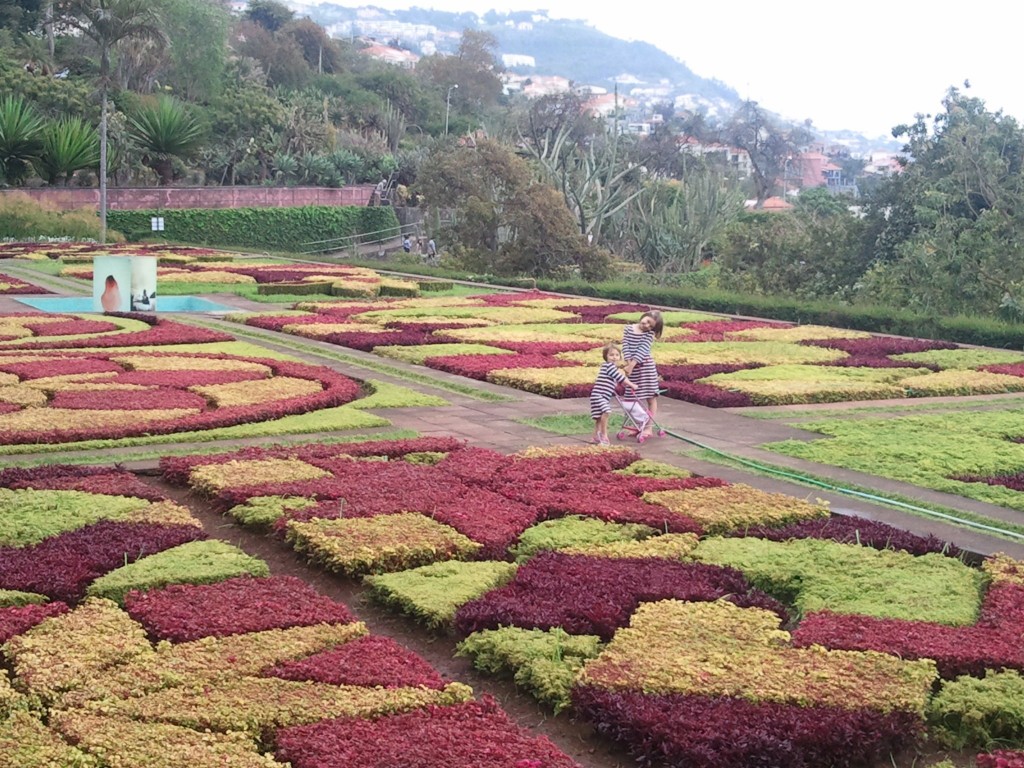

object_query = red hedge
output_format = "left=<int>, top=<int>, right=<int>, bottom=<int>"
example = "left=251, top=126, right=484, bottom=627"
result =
left=124, top=575, right=356, bottom=642
left=274, top=697, right=583, bottom=768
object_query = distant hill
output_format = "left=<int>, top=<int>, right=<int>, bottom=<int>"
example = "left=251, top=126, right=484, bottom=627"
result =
left=292, top=4, right=900, bottom=152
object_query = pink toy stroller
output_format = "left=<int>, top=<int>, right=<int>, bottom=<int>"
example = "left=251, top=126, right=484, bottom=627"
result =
left=614, top=393, right=666, bottom=444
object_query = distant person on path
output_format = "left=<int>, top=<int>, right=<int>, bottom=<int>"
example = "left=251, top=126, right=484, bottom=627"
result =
left=590, top=341, right=636, bottom=445
left=426, top=238, right=437, bottom=260
left=402, top=236, right=412, bottom=253
left=622, top=309, right=663, bottom=439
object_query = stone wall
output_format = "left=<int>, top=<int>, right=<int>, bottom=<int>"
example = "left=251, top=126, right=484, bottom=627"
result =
left=1, top=185, right=377, bottom=211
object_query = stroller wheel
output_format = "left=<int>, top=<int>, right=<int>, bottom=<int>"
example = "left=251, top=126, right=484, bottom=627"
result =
left=616, top=431, right=626, bottom=440
left=658, top=429, right=666, bottom=437
left=637, top=435, right=646, bottom=444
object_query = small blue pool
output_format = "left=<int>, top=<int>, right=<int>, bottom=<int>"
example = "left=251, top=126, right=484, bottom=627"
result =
left=15, top=296, right=235, bottom=313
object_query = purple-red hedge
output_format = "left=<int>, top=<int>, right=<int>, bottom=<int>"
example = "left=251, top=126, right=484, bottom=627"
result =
left=978, top=750, right=1024, bottom=768
left=264, top=635, right=445, bottom=689
left=791, top=582, right=1024, bottom=679
left=801, top=336, right=959, bottom=355
left=0, top=602, right=70, bottom=643
left=424, top=353, right=576, bottom=380
left=731, top=514, right=964, bottom=558
left=124, top=575, right=356, bottom=642
left=454, top=552, right=787, bottom=639
left=49, top=388, right=211, bottom=411
left=571, top=686, right=922, bottom=768
left=658, top=362, right=758, bottom=382
left=274, top=697, right=583, bottom=768
left=660, top=380, right=755, bottom=408
left=0, top=464, right=168, bottom=501
left=954, top=471, right=1024, bottom=492
left=0, top=521, right=206, bottom=602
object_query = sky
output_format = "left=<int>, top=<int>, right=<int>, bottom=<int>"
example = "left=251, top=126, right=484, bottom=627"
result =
left=311, top=0, right=1021, bottom=139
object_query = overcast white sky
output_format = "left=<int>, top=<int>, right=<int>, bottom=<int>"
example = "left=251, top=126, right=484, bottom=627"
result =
left=318, top=0, right=1020, bottom=138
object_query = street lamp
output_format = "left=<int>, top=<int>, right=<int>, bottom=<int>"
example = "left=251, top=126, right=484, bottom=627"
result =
left=782, top=155, right=793, bottom=200
left=445, top=84, right=458, bottom=137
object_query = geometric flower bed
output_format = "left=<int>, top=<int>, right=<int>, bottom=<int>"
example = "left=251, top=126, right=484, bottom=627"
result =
left=0, top=272, right=50, bottom=295
left=0, top=311, right=234, bottom=349
left=765, top=407, right=1024, bottom=512
left=0, top=348, right=361, bottom=444
left=36, top=241, right=439, bottom=298
left=0, top=461, right=583, bottom=768
left=225, top=288, right=1019, bottom=407
left=157, top=434, right=1024, bottom=764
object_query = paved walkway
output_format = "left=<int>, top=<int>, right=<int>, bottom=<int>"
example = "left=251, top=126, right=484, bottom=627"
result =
left=2, top=267, right=1023, bottom=559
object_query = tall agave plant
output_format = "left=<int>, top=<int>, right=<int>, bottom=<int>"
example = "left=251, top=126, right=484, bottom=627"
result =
left=127, top=95, right=205, bottom=185
left=34, top=116, right=100, bottom=186
left=0, top=96, right=44, bottom=185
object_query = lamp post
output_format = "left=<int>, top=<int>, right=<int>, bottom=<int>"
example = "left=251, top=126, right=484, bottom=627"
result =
left=782, top=155, right=793, bottom=200
left=445, top=84, right=458, bottom=137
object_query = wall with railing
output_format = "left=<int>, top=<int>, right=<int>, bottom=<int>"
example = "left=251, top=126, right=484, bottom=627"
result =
left=1, top=185, right=377, bottom=212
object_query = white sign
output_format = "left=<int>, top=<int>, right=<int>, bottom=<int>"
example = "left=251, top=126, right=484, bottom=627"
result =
left=151, top=216, right=165, bottom=231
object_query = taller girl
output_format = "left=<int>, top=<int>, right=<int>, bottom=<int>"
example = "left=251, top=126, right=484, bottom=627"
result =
left=622, top=309, right=663, bottom=439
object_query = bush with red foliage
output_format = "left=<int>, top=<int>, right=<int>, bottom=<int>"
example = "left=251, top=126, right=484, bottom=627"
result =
left=124, top=575, right=356, bottom=642
left=0, top=356, right=124, bottom=379
left=658, top=363, right=758, bottom=382
left=660, top=380, right=755, bottom=407
left=731, top=514, right=963, bottom=558
left=274, top=697, right=583, bottom=768
left=23, top=318, right=120, bottom=336
left=9, top=317, right=232, bottom=350
left=825, top=356, right=939, bottom=369
left=978, top=750, right=1024, bottom=768
left=0, top=521, right=206, bottom=603
left=572, top=686, right=922, bottom=768
left=800, top=336, right=958, bottom=355
left=982, top=363, right=1024, bottom=378
left=435, top=447, right=513, bottom=485
left=321, top=328, right=437, bottom=352
left=0, top=464, right=167, bottom=500
left=0, top=602, right=70, bottom=644
left=454, top=552, right=787, bottom=639
left=791, top=582, right=1024, bottom=679
left=49, top=388, right=211, bottom=411
left=954, top=472, right=1024, bottom=492
left=679, top=319, right=790, bottom=342
left=424, top=353, right=577, bottom=380
left=264, top=635, right=445, bottom=689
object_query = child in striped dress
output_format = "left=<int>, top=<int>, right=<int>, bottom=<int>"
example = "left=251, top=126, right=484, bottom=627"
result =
left=590, top=342, right=636, bottom=445
left=622, top=310, right=663, bottom=439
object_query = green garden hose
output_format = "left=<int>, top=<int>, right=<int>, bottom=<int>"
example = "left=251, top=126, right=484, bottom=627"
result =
left=661, top=428, right=1024, bottom=543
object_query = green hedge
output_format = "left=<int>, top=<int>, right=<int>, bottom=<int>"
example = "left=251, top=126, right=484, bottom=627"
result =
left=108, top=205, right=399, bottom=252
left=256, top=281, right=334, bottom=296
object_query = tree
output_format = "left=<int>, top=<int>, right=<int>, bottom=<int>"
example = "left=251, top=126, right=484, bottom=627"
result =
left=0, top=95, right=44, bottom=184
left=34, top=114, right=99, bottom=184
left=243, top=0, right=291, bottom=32
left=57, top=0, right=166, bottom=242
left=859, top=84, right=1024, bottom=316
left=517, top=94, right=645, bottom=245
left=627, top=166, right=744, bottom=277
left=415, top=28, right=504, bottom=124
left=414, top=138, right=607, bottom=279
left=127, top=95, right=204, bottom=185
left=723, top=100, right=811, bottom=208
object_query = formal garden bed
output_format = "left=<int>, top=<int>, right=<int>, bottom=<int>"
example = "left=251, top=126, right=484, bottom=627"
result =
left=153, top=437, right=1024, bottom=767
left=217, top=290, right=1024, bottom=407
left=0, top=272, right=50, bottom=295
left=0, top=464, right=586, bottom=767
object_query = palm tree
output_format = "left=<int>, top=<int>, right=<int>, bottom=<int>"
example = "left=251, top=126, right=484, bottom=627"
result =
left=127, top=96, right=205, bottom=186
left=0, top=96, right=44, bottom=185
left=59, top=0, right=166, bottom=242
left=34, top=116, right=101, bottom=185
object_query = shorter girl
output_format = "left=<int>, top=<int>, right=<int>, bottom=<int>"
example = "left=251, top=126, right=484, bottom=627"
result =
left=590, top=341, right=637, bottom=445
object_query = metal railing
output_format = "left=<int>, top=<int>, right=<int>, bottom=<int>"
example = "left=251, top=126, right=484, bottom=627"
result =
left=300, top=222, right=421, bottom=257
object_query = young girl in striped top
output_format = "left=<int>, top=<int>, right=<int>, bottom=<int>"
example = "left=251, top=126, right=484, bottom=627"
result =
left=590, top=342, right=636, bottom=445
left=622, top=309, right=663, bottom=439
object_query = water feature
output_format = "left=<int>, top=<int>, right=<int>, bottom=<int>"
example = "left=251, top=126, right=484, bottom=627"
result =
left=15, top=295, right=236, bottom=313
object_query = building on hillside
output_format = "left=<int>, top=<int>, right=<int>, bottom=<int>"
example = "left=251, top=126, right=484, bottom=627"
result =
left=789, top=151, right=857, bottom=195
left=745, top=196, right=794, bottom=211
left=863, top=152, right=904, bottom=177
left=502, top=53, right=536, bottom=68
left=678, top=137, right=754, bottom=178
left=358, top=42, right=419, bottom=69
